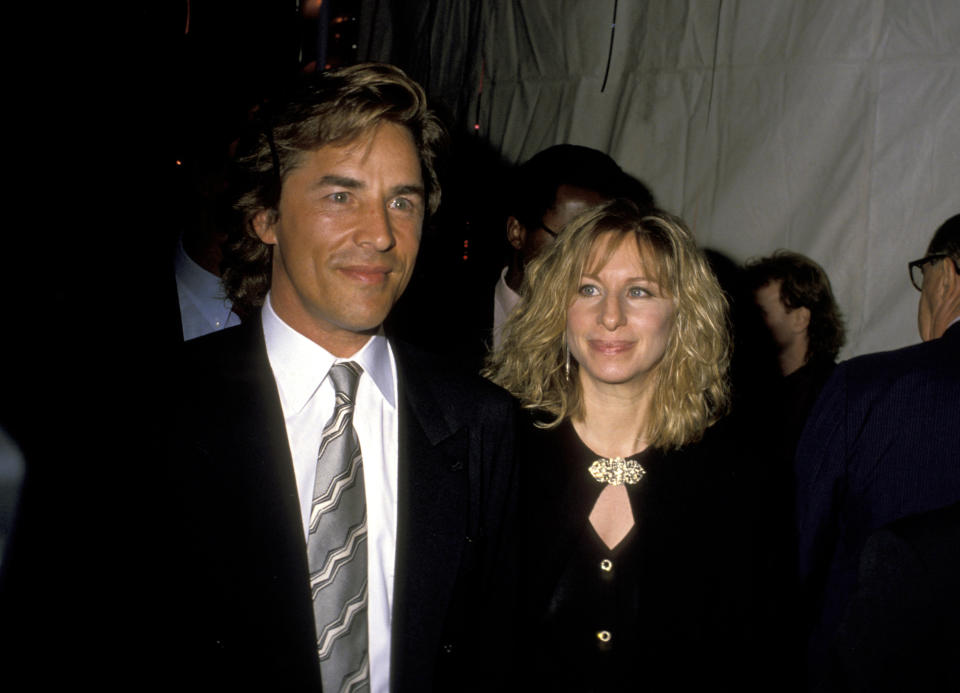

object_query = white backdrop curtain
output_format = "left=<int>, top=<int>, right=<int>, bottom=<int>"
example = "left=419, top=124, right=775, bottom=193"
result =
left=362, top=0, right=960, bottom=357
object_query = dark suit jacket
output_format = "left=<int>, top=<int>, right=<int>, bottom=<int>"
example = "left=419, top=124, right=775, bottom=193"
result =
left=159, top=317, right=519, bottom=692
left=828, top=501, right=960, bottom=693
left=795, top=322, right=960, bottom=686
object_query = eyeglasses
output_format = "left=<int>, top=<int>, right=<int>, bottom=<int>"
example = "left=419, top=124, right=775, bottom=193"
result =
left=908, top=253, right=959, bottom=291
left=539, top=221, right=559, bottom=238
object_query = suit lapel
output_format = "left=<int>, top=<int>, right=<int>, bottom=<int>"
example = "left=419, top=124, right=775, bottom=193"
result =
left=214, top=320, right=320, bottom=680
left=390, top=342, right=471, bottom=689
left=167, top=318, right=321, bottom=688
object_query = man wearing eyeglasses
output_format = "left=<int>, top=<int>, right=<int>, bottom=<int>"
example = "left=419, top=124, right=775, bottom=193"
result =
left=910, top=216, right=960, bottom=341
left=794, top=213, right=960, bottom=690
left=493, top=145, right=655, bottom=351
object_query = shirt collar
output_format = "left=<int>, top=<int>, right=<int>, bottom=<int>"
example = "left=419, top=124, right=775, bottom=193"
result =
left=494, top=265, right=522, bottom=315
left=174, top=236, right=226, bottom=299
left=261, top=292, right=397, bottom=415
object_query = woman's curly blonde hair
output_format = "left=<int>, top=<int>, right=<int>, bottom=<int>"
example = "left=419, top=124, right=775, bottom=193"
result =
left=483, top=199, right=731, bottom=450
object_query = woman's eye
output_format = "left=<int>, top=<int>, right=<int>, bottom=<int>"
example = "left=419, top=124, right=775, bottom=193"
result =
left=628, top=286, right=651, bottom=298
left=578, top=285, right=599, bottom=297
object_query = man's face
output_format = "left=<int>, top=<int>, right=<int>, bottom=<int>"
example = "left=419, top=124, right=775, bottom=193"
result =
left=513, top=184, right=609, bottom=264
left=255, top=122, right=424, bottom=356
left=754, top=280, right=797, bottom=349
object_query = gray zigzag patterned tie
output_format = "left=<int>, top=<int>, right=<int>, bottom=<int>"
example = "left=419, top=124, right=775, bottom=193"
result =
left=308, top=361, right=370, bottom=693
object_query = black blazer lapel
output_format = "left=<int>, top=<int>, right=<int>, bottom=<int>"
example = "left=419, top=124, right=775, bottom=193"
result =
left=390, top=342, right=474, bottom=691
left=167, top=318, right=321, bottom=689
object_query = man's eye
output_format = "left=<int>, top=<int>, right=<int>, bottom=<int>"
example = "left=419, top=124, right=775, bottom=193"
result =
left=329, top=192, right=350, bottom=203
left=390, top=197, right=413, bottom=211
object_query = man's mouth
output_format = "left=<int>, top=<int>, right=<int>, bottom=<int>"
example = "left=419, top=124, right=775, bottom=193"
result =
left=339, top=265, right=392, bottom=284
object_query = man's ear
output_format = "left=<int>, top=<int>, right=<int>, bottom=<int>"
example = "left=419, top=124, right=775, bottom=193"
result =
left=929, top=257, right=960, bottom=340
left=252, top=209, right=278, bottom=244
left=940, top=256, right=959, bottom=284
left=506, top=216, right=527, bottom=251
left=791, top=306, right=811, bottom=334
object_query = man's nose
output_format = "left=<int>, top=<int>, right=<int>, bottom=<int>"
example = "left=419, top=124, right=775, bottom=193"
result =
left=355, top=203, right=396, bottom=251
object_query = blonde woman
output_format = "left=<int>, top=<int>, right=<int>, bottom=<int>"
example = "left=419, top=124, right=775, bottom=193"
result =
left=485, top=199, right=761, bottom=690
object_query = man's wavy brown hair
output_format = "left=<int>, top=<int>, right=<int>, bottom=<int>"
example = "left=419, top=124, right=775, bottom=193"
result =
left=744, top=250, right=846, bottom=363
left=223, top=62, right=446, bottom=319
left=483, top=199, right=731, bottom=450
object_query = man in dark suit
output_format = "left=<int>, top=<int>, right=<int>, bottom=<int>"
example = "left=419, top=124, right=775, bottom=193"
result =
left=795, top=213, right=960, bottom=689
left=162, top=63, right=518, bottom=692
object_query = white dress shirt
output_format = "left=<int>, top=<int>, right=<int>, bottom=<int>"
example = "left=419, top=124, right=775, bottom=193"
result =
left=492, top=265, right=522, bottom=350
left=262, top=295, right=397, bottom=693
left=173, top=238, right=241, bottom=340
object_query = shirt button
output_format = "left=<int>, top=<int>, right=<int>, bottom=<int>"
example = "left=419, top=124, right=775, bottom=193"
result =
left=600, top=559, right=613, bottom=572
left=596, top=630, right=612, bottom=643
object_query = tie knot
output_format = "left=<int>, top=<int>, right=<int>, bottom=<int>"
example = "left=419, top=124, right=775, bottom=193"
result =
left=328, top=361, right=363, bottom=400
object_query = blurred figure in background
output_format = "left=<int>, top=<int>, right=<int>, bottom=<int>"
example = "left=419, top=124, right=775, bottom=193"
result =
left=745, top=250, right=845, bottom=458
left=173, top=139, right=242, bottom=340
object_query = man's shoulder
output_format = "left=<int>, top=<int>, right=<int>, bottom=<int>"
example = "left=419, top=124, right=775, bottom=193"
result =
left=834, top=326, right=959, bottom=390
left=180, top=320, right=257, bottom=359
left=176, top=321, right=265, bottom=378
left=391, top=339, right=515, bottom=414
left=806, top=326, right=960, bottom=450
left=170, top=321, right=274, bottom=417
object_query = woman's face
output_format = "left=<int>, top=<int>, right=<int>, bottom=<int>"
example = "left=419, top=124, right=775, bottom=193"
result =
left=566, top=235, right=675, bottom=394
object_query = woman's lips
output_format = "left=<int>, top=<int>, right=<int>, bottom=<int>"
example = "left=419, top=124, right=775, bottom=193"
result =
left=587, top=340, right=635, bottom=354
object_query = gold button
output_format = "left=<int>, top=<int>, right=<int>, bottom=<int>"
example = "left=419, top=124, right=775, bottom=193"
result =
left=600, top=559, right=613, bottom=572
left=596, top=630, right=611, bottom=642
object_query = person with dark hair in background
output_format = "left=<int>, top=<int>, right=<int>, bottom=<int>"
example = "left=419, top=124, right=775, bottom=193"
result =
left=492, top=145, right=655, bottom=352
left=172, top=138, right=242, bottom=340
left=161, top=63, right=519, bottom=692
left=795, top=214, right=960, bottom=690
left=745, top=250, right=845, bottom=456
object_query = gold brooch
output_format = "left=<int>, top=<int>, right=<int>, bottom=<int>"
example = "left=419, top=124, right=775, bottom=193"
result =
left=588, top=457, right=645, bottom=486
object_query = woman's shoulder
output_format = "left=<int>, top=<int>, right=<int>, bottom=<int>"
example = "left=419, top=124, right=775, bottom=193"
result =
left=650, top=414, right=758, bottom=496
left=670, top=412, right=759, bottom=462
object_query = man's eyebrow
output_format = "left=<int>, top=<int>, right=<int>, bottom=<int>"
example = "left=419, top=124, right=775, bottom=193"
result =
left=311, top=175, right=364, bottom=190
left=390, top=183, right=425, bottom=198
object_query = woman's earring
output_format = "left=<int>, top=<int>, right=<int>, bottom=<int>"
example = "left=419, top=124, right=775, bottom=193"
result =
left=564, top=343, right=571, bottom=380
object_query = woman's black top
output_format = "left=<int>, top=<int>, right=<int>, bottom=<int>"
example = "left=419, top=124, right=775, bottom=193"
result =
left=516, top=416, right=766, bottom=692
